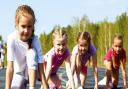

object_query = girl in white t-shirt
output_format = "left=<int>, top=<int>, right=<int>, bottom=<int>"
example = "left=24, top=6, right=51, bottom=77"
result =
left=5, top=5, right=48, bottom=89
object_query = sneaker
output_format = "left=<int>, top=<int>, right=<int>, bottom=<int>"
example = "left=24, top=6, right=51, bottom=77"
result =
left=0, top=67, right=3, bottom=70
left=78, top=86, right=83, bottom=89
left=98, top=78, right=106, bottom=85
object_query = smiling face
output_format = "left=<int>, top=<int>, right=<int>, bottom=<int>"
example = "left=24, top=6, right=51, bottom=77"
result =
left=16, top=15, right=34, bottom=42
left=15, top=5, right=36, bottom=42
left=77, top=32, right=91, bottom=55
left=78, top=39, right=89, bottom=55
left=53, top=37, right=67, bottom=56
left=112, top=37, right=123, bottom=54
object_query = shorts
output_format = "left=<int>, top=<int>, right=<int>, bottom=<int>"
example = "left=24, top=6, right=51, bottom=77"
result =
left=81, top=66, right=87, bottom=74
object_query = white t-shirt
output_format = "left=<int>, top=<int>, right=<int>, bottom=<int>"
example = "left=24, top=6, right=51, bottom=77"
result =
left=7, top=31, right=43, bottom=74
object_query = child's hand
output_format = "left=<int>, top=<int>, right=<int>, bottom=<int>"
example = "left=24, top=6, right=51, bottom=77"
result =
left=123, top=85, right=127, bottom=89
left=40, top=85, right=43, bottom=89
left=66, top=80, right=70, bottom=88
left=94, top=83, right=98, bottom=89
left=78, top=86, right=83, bottom=89
left=66, top=80, right=73, bottom=89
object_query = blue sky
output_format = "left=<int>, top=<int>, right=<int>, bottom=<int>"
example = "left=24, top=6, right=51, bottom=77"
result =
left=0, top=0, right=127, bottom=41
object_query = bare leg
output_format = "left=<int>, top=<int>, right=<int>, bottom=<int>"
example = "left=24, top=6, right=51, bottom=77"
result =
left=48, top=74, right=62, bottom=89
left=80, top=73, right=86, bottom=88
left=111, top=69, right=119, bottom=88
left=104, top=60, right=112, bottom=89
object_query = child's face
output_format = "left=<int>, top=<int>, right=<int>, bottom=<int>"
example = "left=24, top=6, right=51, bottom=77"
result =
left=112, top=38, right=123, bottom=54
left=53, top=37, right=67, bottom=56
left=16, top=15, right=34, bottom=42
left=78, top=39, right=89, bottom=55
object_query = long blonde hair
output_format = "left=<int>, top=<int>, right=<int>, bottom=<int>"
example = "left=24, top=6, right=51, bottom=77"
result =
left=75, top=31, right=91, bottom=69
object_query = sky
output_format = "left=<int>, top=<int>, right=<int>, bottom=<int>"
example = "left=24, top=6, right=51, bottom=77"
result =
left=0, top=0, right=127, bottom=42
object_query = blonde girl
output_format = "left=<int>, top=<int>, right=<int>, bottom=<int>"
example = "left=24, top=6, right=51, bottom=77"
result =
left=41, top=26, right=75, bottom=89
left=5, top=5, right=48, bottom=89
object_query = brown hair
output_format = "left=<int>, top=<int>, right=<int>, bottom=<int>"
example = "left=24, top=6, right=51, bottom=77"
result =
left=112, top=33, right=123, bottom=69
left=77, top=31, right=91, bottom=44
left=112, top=33, right=123, bottom=44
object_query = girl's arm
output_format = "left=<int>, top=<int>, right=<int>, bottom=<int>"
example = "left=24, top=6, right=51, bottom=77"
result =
left=28, top=70, right=36, bottom=88
left=65, top=56, right=75, bottom=89
left=70, top=54, right=76, bottom=75
left=5, top=61, right=14, bottom=89
left=38, top=63, right=48, bottom=89
left=45, top=56, right=52, bottom=81
left=120, top=59, right=127, bottom=88
left=92, top=53, right=98, bottom=89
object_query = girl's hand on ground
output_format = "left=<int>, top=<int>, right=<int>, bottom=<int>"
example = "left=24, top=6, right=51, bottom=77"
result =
left=66, top=80, right=70, bottom=88
left=123, top=85, right=127, bottom=89
left=40, top=85, right=43, bottom=89
left=94, top=83, right=98, bottom=89
left=105, top=85, right=111, bottom=89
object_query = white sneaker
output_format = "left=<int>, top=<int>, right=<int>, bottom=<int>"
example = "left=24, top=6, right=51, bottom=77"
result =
left=98, top=78, right=106, bottom=85
left=78, top=86, right=83, bottom=89
left=0, top=67, right=3, bottom=70
left=98, top=77, right=113, bottom=88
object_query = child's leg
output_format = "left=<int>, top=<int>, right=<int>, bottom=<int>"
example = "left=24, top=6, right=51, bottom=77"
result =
left=80, top=72, right=87, bottom=88
left=26, top=49, right=37, bottom=88
left=79, top=66, right=87, bottom=88
left=11, top=74, right=26, bottom=89
left=0, top=54, right=2, bottom=68
left=104, top=60, right=112, bottom=88
left=0, top=58, right=2, bottom=68
left=1, top=54, right=4, bottom=68
left=48, top=74, right=62, bottom=89
left=111, top=69, right=119, bottom=88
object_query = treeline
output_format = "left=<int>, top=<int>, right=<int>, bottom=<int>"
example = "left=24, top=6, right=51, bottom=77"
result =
left=40, top=12, right=128, bottom=67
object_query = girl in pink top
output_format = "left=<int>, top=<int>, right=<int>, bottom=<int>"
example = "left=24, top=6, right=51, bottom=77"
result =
left=67, top=31, right=98, bottom=89
left=102, top=34, right=127, bottom=89
left=42, top=26, right=75, bottom=89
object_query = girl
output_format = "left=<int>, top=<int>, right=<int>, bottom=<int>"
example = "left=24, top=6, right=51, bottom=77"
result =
left=99, top=34, right=127, bottom=89
left=68, top=31, right=98, bottom=89
left=5, top=5, right=48, bottom=89
left=41, top=26, right=75, bottom=89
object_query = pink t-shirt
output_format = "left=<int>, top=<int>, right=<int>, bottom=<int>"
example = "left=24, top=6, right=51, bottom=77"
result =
left=44, top=48, right=70, bottom=74
left=104, top=48, right=126, bottom=69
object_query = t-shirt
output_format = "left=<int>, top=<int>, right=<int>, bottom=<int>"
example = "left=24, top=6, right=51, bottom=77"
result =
left=104, top=48, right=126, bottom=69
left=72, top=44, right=96, bottom=65
left=44, top=48, right=70, bottom=74
left=7, top=31, right=43, bottom=74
